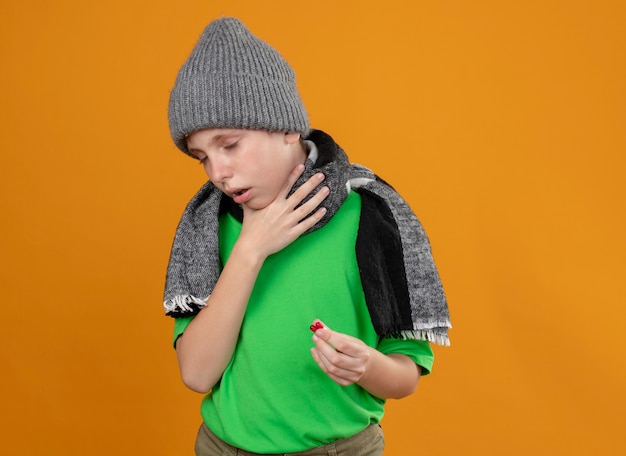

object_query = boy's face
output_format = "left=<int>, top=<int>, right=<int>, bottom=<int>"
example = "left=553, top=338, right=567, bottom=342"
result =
left=186, top=128, right=306, bottom=210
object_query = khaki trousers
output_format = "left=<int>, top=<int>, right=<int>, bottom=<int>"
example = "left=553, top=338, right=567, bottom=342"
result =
left=194, top=422, right=385, bottom=456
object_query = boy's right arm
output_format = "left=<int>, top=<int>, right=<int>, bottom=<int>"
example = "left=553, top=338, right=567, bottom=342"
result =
left=175, top=165, right=329, bottom=393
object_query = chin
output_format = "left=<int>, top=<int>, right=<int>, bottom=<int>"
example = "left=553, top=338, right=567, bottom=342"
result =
left=242, top=201, right=266, bottom=211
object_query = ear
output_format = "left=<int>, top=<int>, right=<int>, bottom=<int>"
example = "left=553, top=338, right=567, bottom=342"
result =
left=284, top=132, right=301, bottom=145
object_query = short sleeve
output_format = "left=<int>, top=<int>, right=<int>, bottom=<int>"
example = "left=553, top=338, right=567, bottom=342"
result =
left=377, top=338, right=434, bottom=375
left=172, top=316, right=195, bottom=348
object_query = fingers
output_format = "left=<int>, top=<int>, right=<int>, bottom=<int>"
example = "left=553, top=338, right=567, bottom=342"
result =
left=311, top=343, right=366, bottom=385
left=284, top=167, right=330, bottom=231
left=280, top=163, right=306, bottom=196
left=293, top=186, right=328, bottom=229
left=281, top=162, right=328, bottom=207
left=287, top=170, right=326, bottom=203
left=310, top=347, right=357, bottom=386
left=310, top=321, right=369, bottom=385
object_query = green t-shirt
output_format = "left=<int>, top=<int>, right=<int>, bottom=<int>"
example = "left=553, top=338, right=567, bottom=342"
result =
left=173, top=191, right=434, bottom=453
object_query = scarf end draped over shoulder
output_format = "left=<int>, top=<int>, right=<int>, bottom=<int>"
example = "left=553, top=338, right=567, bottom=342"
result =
left=163, top=130, right=451, bottom=346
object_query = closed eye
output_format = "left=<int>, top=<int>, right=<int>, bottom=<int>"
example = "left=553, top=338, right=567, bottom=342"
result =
left=224, top=141, right=239, bottom=150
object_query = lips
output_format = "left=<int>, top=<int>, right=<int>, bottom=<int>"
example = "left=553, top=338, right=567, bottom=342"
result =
left=232, top=188, right=251, bottom=204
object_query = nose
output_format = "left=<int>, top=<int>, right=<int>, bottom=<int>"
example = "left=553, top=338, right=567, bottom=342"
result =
left=206, top=154, right=232, bottom=182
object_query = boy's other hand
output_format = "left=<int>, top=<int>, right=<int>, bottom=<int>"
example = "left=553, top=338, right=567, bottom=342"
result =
left=310, top=321, right=421, bottom=399
left=310, top=321, right=372, bottom=387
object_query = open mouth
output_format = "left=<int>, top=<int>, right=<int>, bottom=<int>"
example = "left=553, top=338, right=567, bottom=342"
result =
left=232, top=188, right=251, bottom=204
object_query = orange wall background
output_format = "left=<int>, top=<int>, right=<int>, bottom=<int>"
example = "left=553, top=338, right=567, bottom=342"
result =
left=1, top=1, right=625, bottom=454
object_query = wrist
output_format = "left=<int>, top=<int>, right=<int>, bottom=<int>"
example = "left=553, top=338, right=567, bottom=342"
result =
left=230, top=240, right=266, bottom=269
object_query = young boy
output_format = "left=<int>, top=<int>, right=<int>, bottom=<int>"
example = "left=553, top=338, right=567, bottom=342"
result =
left=164, top=17, right=450, bottom=456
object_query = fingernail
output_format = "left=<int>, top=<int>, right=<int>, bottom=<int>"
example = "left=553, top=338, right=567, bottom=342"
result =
left=317, top=173, right=325, bottom=180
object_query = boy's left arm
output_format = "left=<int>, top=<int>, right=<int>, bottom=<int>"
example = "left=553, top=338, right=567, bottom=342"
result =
left=310, top=325, right=421, bottom=399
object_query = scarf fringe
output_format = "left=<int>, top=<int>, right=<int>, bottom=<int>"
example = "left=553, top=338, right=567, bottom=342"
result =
left=164, top=294, right=208, bottom=315
left=400, top=330, right=450, bottom=347
left=397, top=320, right=453, bottom=346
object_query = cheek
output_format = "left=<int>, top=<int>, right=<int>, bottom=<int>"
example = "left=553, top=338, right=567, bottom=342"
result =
left=267, top=166, right=293, bottom=191
left=204, top=166, right=215, bottom=183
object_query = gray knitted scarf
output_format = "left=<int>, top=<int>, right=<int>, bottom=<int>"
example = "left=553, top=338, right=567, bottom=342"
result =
left=163, top=130, right=451, bottom=345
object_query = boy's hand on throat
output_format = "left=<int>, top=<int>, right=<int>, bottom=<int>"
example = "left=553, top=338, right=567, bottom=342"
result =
left=237, top=164, right=329, bottom=262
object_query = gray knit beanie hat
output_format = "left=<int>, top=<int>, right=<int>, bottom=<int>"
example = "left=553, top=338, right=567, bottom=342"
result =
left=168, top=17, right=310, bottom=154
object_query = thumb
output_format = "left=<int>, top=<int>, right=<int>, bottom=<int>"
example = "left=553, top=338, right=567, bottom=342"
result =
left=310, top=320, right=338, bottom=347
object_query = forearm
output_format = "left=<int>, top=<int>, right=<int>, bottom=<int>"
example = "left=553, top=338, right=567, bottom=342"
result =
left=176, top=243, right=264, bottom=393
left=175, top=167, right=328, bottom=394
left=358, top=351, right=421, bottom=399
